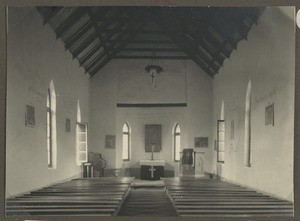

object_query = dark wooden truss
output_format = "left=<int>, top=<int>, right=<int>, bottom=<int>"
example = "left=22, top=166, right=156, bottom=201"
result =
left=37, top=6, right=264, bottom=78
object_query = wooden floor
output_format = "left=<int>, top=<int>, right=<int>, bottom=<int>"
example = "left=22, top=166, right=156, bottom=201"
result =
left=6, top=176, right=294, bottom=217
left=162, top=177, right=294, bottom=217
left=118, top=187, right=177, bottom=216
left=6, top=177, right=134, bottom=216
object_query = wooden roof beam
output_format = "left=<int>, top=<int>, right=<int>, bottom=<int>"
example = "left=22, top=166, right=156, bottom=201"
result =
left=184, top=28, right=225, bottom=66
left=64, top=8, right=109, bottom=50
left=89, top=22, right=146, bottom=77
left=82, top=21, right=130, bottom=70
left=55, top=7, right=87, bottom=39
left=37, top=7, right=63, bottom=25
left=79, top=8, right=131, bottom=68
left=95, top=29, right=166, bottom=35
left=71, top=32, right=98, bottom=59
left=116, top=48, right=183, bottom=53
left=191, top=8, right=236, bottom=55
left=155, top=15, right=219, bottom=74
left=72, top=9, right=123, bottom=59
left=177, top=10, right=229, bottom=62
left=106, top=39, right=173, bottom=44
left=114, top=55, right=190, bottom=59
left=87, top=9, right=111, bottom=59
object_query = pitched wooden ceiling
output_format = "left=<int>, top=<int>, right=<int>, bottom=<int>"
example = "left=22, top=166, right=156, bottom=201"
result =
left=37, top=6, right=264, bottom=78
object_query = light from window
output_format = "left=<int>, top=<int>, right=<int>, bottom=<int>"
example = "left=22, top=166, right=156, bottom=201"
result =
left=244, top=80, right=252, bottom=167
left=122, top=123, right=130, bottom=161
left=47, top=81, right=57, bottom=169
left=76, top=122, right=88, bottom=165
left=217, top=120, right=225, bottom=163
left=46, top=89, right=52, bottom=167
left=174, top=124, right=181, bottom=161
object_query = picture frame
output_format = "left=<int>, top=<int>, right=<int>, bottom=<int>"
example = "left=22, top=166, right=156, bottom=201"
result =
left=265, top=103, right=274, bottom=126
left=195, top=137, right=209, bottom=148
left=105, top=135, right=116, bottom=149
left=214, top=139, right=218, bottom=151
left=25, top=105, right=35, bottom=127
left=65, top=119, right=71, bottom=132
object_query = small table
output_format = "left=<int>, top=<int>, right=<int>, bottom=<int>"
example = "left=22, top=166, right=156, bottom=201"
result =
left=140, top=160, right=165, bottom=180
left=83, top=163, right=93, bottom=178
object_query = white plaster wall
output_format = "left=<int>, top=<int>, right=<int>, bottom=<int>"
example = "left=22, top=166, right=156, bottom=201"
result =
left=211, top=7, right=295, bottom=201
left=117, top=59, right=187, bottom=103
left=89, top=62, right=118, bottom=169
left=89, top=59, right=213, bottom=173
left=6, top=7, right=90, bottom=197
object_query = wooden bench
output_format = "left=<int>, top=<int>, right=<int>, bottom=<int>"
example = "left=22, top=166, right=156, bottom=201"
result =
left=6, top=177, right=134, bottom=216
left=162, top=177, right=293, bottom=217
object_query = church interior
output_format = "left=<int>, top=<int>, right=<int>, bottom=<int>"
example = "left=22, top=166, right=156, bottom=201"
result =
left=5, top=5, right=295, bottom=217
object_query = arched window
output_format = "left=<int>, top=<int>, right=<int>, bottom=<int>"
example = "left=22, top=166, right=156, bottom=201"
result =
left=47, top=81, right=57, bottom=169
left=46, top=89, right=52, bottom=167
left=122, top=123, right=130, bottom=161
left=244, top=80, right=252, bottom=167
left=174, top=123, right=181, bottom=162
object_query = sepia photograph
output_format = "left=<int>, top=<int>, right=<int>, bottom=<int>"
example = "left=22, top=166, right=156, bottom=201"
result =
left=2, top=2, right=297, bottom=220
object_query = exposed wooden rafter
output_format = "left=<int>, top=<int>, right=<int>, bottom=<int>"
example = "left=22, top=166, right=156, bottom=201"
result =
left=154, top=11, right=217, bottom=77
left=114, top=55, right=190, bottom=60
left=38, top=6, right=263, bottom=78
left=89, top=21, right=147, bottom=77
left=37, top=6, right=63, bottom=25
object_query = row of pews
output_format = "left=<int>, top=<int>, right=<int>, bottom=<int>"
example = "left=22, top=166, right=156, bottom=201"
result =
left=162, top=177, right=294, bottom=217
left=6, top=177, right=134, bottom=216
left=6, top=176, right=294, bottom=217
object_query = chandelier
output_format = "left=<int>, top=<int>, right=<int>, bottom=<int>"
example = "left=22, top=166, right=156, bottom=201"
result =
left=145, top=49, right=163, bottom=87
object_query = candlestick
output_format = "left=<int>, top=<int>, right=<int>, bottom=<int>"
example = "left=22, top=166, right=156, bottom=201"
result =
left=151, top=144, right=155, bottom=160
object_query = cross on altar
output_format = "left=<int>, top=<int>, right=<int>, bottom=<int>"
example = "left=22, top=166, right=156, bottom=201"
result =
left=149, top=166, right=156, bottom=178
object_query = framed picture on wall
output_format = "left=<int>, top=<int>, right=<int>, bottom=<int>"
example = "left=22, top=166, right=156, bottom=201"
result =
left=65, top=119, right=71, bottom=132
left=145, top=124, right=162, bottom=152
left=25, top=105, right=35, bottom=127
left=214, top=139, right=218, bottom=151
left=265, top=103, right=274, bottom=126
left=195, top=137, right=209, bottom=148
left=105, top=135, right=116, bottom=149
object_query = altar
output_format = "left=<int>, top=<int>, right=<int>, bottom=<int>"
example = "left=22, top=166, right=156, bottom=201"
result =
left=140, top=160, right=165, bottom=180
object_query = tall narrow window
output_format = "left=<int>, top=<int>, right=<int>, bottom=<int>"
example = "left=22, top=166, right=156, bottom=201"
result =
left=174, top=123, right=181, bottom=162
left=76, top=122, right=88, bottom=165
left=217, top=100, right=225, bottom=163
left=47, top=81, right=57, bottom=169
left=244, top=80, right=252, bottom=167
left=75, top=100, right=88, bottom=165
left=46, top=89, right=52, bottom=167
left=217, top=120, right=225, bottom=163
left=122, top=123, right=130, bottom=161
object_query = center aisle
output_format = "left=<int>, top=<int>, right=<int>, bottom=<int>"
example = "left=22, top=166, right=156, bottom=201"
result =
left=118, top=187, right=178, bottom=216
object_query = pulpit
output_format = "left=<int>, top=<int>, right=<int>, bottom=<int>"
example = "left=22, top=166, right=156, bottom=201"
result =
left=181, top=149, right=195, bottom=176
left=178, top=149, right=206, bottom=178
left=140, top=160, right=165, bottom=180
left=194, top=150, right=205, bottom=178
